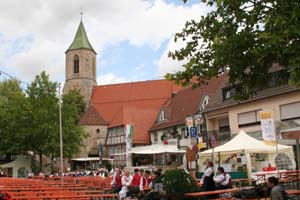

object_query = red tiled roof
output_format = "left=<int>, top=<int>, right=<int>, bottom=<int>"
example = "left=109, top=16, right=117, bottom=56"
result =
left=91, top=80, right=181, bottom=144
left=150, top=75, right=227, bottom=131
left=78, top=105, right=108, bottom=126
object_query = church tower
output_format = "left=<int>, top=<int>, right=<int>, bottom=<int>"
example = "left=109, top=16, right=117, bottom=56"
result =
left=63, top=20, right=97, bottom=106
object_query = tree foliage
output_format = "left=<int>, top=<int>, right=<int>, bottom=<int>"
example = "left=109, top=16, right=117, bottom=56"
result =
left=0, top=72, right=88, bottom=171
left=163, top=169, right=197, bottom=199
left=61, top=90, right=88, bottom=158
left=0, top=79, right=28, bottom=158
left=25, top=71, right=59, bottom=165
left=166, top=0, right=300, bottom=98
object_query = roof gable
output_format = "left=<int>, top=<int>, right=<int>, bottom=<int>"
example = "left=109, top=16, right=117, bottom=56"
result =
left=150, top=75, right=227, bottom=131
left=78, top=105, right=107, bottom=126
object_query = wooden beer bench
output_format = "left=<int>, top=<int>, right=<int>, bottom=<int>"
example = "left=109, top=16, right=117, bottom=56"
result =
left=184, top=188, right=240, bottom=198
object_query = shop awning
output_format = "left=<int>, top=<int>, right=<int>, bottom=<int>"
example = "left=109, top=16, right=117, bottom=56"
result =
left=71, top=157, right=113, bottom=161
left=128, top=144, right=186, bottom=154
left=281, top=127, right=300, bottom=139
left=200, top=130, right=292, bottom=155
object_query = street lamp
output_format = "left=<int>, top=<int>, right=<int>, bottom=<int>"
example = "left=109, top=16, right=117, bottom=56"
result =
left=58, top=83, right=64, bottom=187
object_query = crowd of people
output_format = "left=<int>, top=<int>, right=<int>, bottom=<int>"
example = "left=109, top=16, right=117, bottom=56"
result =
left=201, top=161, right=288, bottom=200
left=200, top=161, right=232, bottom=192
left=110, top=168, right=163, bottom=200
left=28, top=162, right=289, bottom=200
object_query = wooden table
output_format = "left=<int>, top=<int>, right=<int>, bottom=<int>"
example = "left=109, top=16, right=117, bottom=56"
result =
left=184, top=188, right=240, bottom=198
left=286, top=189, right=300, bottom=196
left=254, top=170, right=300, bottom=184
left=10, top=193, right=118, bottom=200
left=232, top=178, right=256, bottom=187
left=3, top=187, right=88, bottom=192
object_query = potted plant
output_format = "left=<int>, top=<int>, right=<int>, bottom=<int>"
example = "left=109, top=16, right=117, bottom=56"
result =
left=163, top=169, right=197, bottom=200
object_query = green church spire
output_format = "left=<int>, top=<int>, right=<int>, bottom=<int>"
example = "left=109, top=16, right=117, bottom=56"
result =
left=66, top=21, right=96, bottom=54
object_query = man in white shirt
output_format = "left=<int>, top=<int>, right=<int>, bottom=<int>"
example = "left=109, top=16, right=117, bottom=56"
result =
left=119, top=170, right=133, bottom=200
left=213, top=167, right=231, bottom=189
left=139, top=170, right=152, bottom=192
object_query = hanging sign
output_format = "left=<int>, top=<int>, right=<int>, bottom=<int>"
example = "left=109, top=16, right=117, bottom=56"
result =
left=194, top=114, right=203, bottom=125
left=259, top=111, right=276, bottom=146
left=209, top=134, right=217, bottom=148
left=185, top=115, right=193, bottom=127
left=190, top=127, right=197, bottom=137
left=98, top=143, right=103, bottom=162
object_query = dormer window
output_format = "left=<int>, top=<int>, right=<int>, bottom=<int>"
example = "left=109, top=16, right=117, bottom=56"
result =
left=158, top=109, right=166, bottom=122
left=74, top=55, right=79, bottom=74
left=223, top=87, right=236, bottom=100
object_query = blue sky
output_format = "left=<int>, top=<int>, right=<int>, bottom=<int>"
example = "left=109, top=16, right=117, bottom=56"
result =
left=99, top=39, right=169, bottom=81
left=0, top=0, right=209, bottom=86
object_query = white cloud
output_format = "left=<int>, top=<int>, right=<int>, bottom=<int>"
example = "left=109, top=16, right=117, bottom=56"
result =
left=0, top=0, right=208, bottom=83
left=135, top=63, right=146, bottom=71
left=97, top=73, right=128, bottom=85
left=157, top=36, right=187, bottom=77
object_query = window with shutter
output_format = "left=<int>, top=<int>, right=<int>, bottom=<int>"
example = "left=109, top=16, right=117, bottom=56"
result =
left=238, top=110, right=261, bottom=127
left=218, top=118, right=230, bottom=132
left=280, top=102, right=300, bottom=120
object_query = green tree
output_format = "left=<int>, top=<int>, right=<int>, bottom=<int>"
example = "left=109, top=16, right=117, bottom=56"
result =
left=25, top=72, right=88, bottom=172
left=62, top=89, right=86, bottom=124
left=0, top=79, right=28, bottom=160
left=167, top=0, right=300, bottom=98
left=25, top=72, right=59, bottom=172
left=47, top=90, right=88, bottom=173
left=60, top=90, right=88, bottom=159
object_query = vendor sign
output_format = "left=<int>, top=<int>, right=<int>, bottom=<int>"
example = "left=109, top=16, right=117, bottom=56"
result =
left=259, top=111, right=276, bottom=145
left=185, top=115, right=193, bottom=127
left=194, top=113, right=203, bottom=125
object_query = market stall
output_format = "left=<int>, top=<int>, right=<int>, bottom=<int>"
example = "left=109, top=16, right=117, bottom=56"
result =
left=70, top=157, right=114, bottom=170
left=0, top=155, right=31, bottom=178
left=128, top=144, right=186, bottom=168
left=199, top=131, right=295, bottom=178
left=281, top=126, right=300, bottom=169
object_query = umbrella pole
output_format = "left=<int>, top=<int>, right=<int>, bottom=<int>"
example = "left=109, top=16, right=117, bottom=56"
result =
left=276, top=136, right=279, bottom=177
left=212, top=148, right=215, bottom=176
left=296, top=139, right=300, bottom=170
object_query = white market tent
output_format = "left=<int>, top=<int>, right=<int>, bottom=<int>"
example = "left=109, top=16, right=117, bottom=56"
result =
left=200, top=130, right=292, bottom=155
left=0, top=155, right=31, bottom=178
left=200, top=130, right=295, bottom=177
left=71, top=157, right=113, bottom=161
left=128, top=144, right=186, bottom=154
left=71, top=157, right=114, bottom=170
left=126, top=144, right=185, bottom=167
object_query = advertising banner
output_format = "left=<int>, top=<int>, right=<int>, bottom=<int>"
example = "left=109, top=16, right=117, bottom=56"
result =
left=259, top=111, right=276, bottom=145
